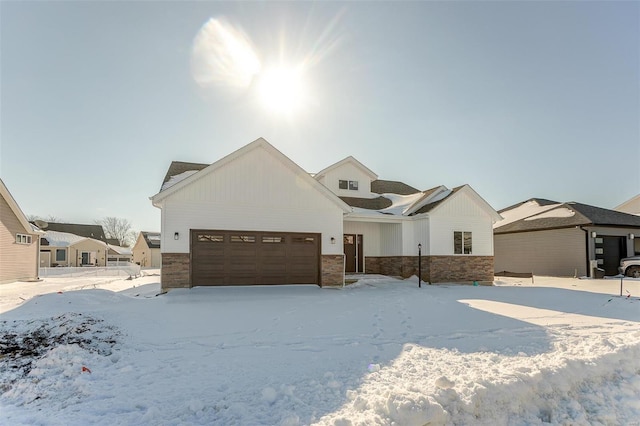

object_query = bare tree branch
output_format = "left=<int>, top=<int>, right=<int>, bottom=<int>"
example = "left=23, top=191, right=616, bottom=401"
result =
left=96, top=217, right=135, bottom=246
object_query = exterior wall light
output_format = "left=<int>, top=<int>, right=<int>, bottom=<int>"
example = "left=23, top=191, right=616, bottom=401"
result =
left=174, top=232, right=179, bottom=240
left=330, top=237, right=336, bottom=244
left=630, top=233, right=635, bottom=240
left=591, top=231, right=597, bottom=238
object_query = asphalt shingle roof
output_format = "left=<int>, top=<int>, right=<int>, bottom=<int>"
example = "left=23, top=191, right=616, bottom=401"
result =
left=411, top=186, right=464, bottom=215
left=495, top=200, right=640, bottom=234
left=43, top=223, right=107, bottom=241
left=339, top=196, right=393, bottom=210
left=161, top=161, right=209, bottom=190
left=142, top=232, right=161, bottom=249
left=371, top=180, right=419, bottom=195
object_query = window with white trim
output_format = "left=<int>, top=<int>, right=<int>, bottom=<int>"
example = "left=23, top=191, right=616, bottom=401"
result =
left=16, top=234, right=32, bottom=244
left=339, top=180, right=358, bottom=191
left=56, top=249, right=66, bottom=261
left=454, top=231, right=472, bottom=254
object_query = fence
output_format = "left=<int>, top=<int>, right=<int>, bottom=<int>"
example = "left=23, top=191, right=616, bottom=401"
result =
left=39, top=264, right=141, bottom=278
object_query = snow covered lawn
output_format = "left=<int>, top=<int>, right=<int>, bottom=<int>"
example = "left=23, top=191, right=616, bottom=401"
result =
left=1, top=273, right=639, bottom=425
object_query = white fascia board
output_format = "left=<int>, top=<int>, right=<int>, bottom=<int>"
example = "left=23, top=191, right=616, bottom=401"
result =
left=0, top=179, right=44, bottom=235
left=314, top=156, right=378, bottom=181
left=150, top=137, right=352, bottom=213
left=403, top=185, right=449, bottom=215
left=344, top=212, right=412, bottom=224
left=428, top=185, right=503, bottom=222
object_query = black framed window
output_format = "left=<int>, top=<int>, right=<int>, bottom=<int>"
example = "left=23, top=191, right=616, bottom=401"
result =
left=454, top=231, right=472, bottom=254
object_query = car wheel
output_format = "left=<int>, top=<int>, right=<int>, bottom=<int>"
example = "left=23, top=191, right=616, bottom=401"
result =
left=626, top=266, right=640, bottom=278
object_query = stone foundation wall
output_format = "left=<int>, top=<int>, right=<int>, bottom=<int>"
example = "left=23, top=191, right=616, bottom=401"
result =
left=161, top=253, right=190, bottom=291
left=321, top=255, right=344, bottom=287
left=365, top=255, right=493, bottom=284
left=428, top=256, right=494, bottom=283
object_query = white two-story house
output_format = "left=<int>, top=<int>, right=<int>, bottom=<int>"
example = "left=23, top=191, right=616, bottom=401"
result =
left=151, top=138, right=501, bottom=292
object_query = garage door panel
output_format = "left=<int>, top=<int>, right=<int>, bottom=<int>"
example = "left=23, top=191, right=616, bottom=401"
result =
left=191, top=230, right=319, bottom=286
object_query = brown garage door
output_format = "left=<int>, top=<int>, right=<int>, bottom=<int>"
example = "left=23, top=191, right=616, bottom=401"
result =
left=191, top=230, right=320, bottom=286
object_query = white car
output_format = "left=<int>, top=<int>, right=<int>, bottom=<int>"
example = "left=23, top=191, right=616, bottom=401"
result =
left=619, top=256, right=640, bottom=277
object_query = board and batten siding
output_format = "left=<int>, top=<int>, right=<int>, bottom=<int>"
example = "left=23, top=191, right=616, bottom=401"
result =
left=410, top=217, right=430, bottom=255
left=0, top=195, right=39, bottom=283
left=428, top=190, right=495, bottom=256
left=160, top=145, right=344, bottom=255
left=494, top=228, right=586, bottom=277
left=316, top=163, right=373, bottom=198
left=344, top=221, right=383, bottom=256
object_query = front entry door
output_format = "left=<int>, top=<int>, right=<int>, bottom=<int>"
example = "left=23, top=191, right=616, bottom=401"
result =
left=344, top=234, right=363, bottom=273
left=595, top=236, right=625, bottom=276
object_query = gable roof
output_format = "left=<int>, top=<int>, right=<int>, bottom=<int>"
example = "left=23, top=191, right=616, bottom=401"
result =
left=494, top=199, right=640, bottom=234
left=151, top=137, right=352, bottom=213
left=161, top=161, right=209, bottom=191
left=43, top=222, right=108, bottom=241
left=344, top=184, right=501, bottom=222
left=371, top=180, right=419, bottom=195
left=614, top=193, right=640, bottom=215
left=42, top=230, right=106, bottom=248
left=411, top=186, right=462, bottom=215
left=0, top=179, right=43, bottom=235
left=142, top=231, right=161, bottom=249
left=314, top=156, right=378, bottom=181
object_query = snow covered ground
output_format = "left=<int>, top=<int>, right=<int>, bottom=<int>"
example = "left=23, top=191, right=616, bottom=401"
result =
left=1, top=272, right=639, bottom=425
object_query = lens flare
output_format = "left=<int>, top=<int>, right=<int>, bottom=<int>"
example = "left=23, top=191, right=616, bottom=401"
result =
left=191, top=17, right=261, bottom=89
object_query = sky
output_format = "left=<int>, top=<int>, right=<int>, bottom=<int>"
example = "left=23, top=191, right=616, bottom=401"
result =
left=1, top=1, right=638, bottom=234
left=1, top=274, right=640, bottom=424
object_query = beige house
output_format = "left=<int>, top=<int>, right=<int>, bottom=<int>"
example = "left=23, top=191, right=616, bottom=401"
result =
left=0, top=179, right=43, bottom=283
left=615, top=194, right=640, bottom=216
left=494, top=198, right=640, bottom=277
left=40, top=230, right=109, bottom=267
left=132, top=231, right=161, bottom=267
left=107, top=244, right=133, bottom=265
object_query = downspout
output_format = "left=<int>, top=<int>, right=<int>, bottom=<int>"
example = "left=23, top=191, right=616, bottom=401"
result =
left=579, top=226, right=591, bottom=278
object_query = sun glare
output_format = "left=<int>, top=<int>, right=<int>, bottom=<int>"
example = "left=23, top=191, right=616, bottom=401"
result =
left=258, top=67, right=307, bottom=116
left=191, top=16, right=334, bottom=117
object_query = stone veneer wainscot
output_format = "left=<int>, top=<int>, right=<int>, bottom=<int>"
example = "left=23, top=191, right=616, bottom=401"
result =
left=161, top=253, right=190, bottom=291
left=365, top=255, right=493, bottom=284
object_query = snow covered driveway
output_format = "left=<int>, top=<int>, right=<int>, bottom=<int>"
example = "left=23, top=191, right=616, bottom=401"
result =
left=1, top=275, right=639, bottom=425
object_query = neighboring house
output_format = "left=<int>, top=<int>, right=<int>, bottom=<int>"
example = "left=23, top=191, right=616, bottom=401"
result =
left=42, top=222, right=109, bottom=241
left=614, top=194, right=640, bottom=255
left=614, top=194, right=640, bottom=216
left=107, top=244, right=133, bottom=264
left=494, top=198, right=640, bottom=277
left=131, top=231, right=161, bottom=267
left=40, top=231, right=109, bottom=267
left=0, top=179, right=43, bottom=283
left=151, top=138, right=501, bottom=291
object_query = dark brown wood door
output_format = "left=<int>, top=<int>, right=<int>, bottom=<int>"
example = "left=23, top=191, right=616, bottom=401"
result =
left=344, top=234, right=363, bottom=273
left=191, top=230, right=320, bottom=286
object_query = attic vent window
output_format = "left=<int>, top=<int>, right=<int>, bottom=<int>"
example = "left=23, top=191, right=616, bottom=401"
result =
left=339, top=180, right=359, bottom=191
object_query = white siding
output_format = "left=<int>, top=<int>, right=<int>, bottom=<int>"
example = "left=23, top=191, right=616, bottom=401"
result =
left=161, top=145, right=344, bottom=255
left=317, top=163, right=373, bottom=198
left=428, top=190, right=495, bottom=256
left=381, top=223, right=403, bottom=255
left=494, top=228, right=586, bottom=276
left=411, top=217, right=430, bottom=254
